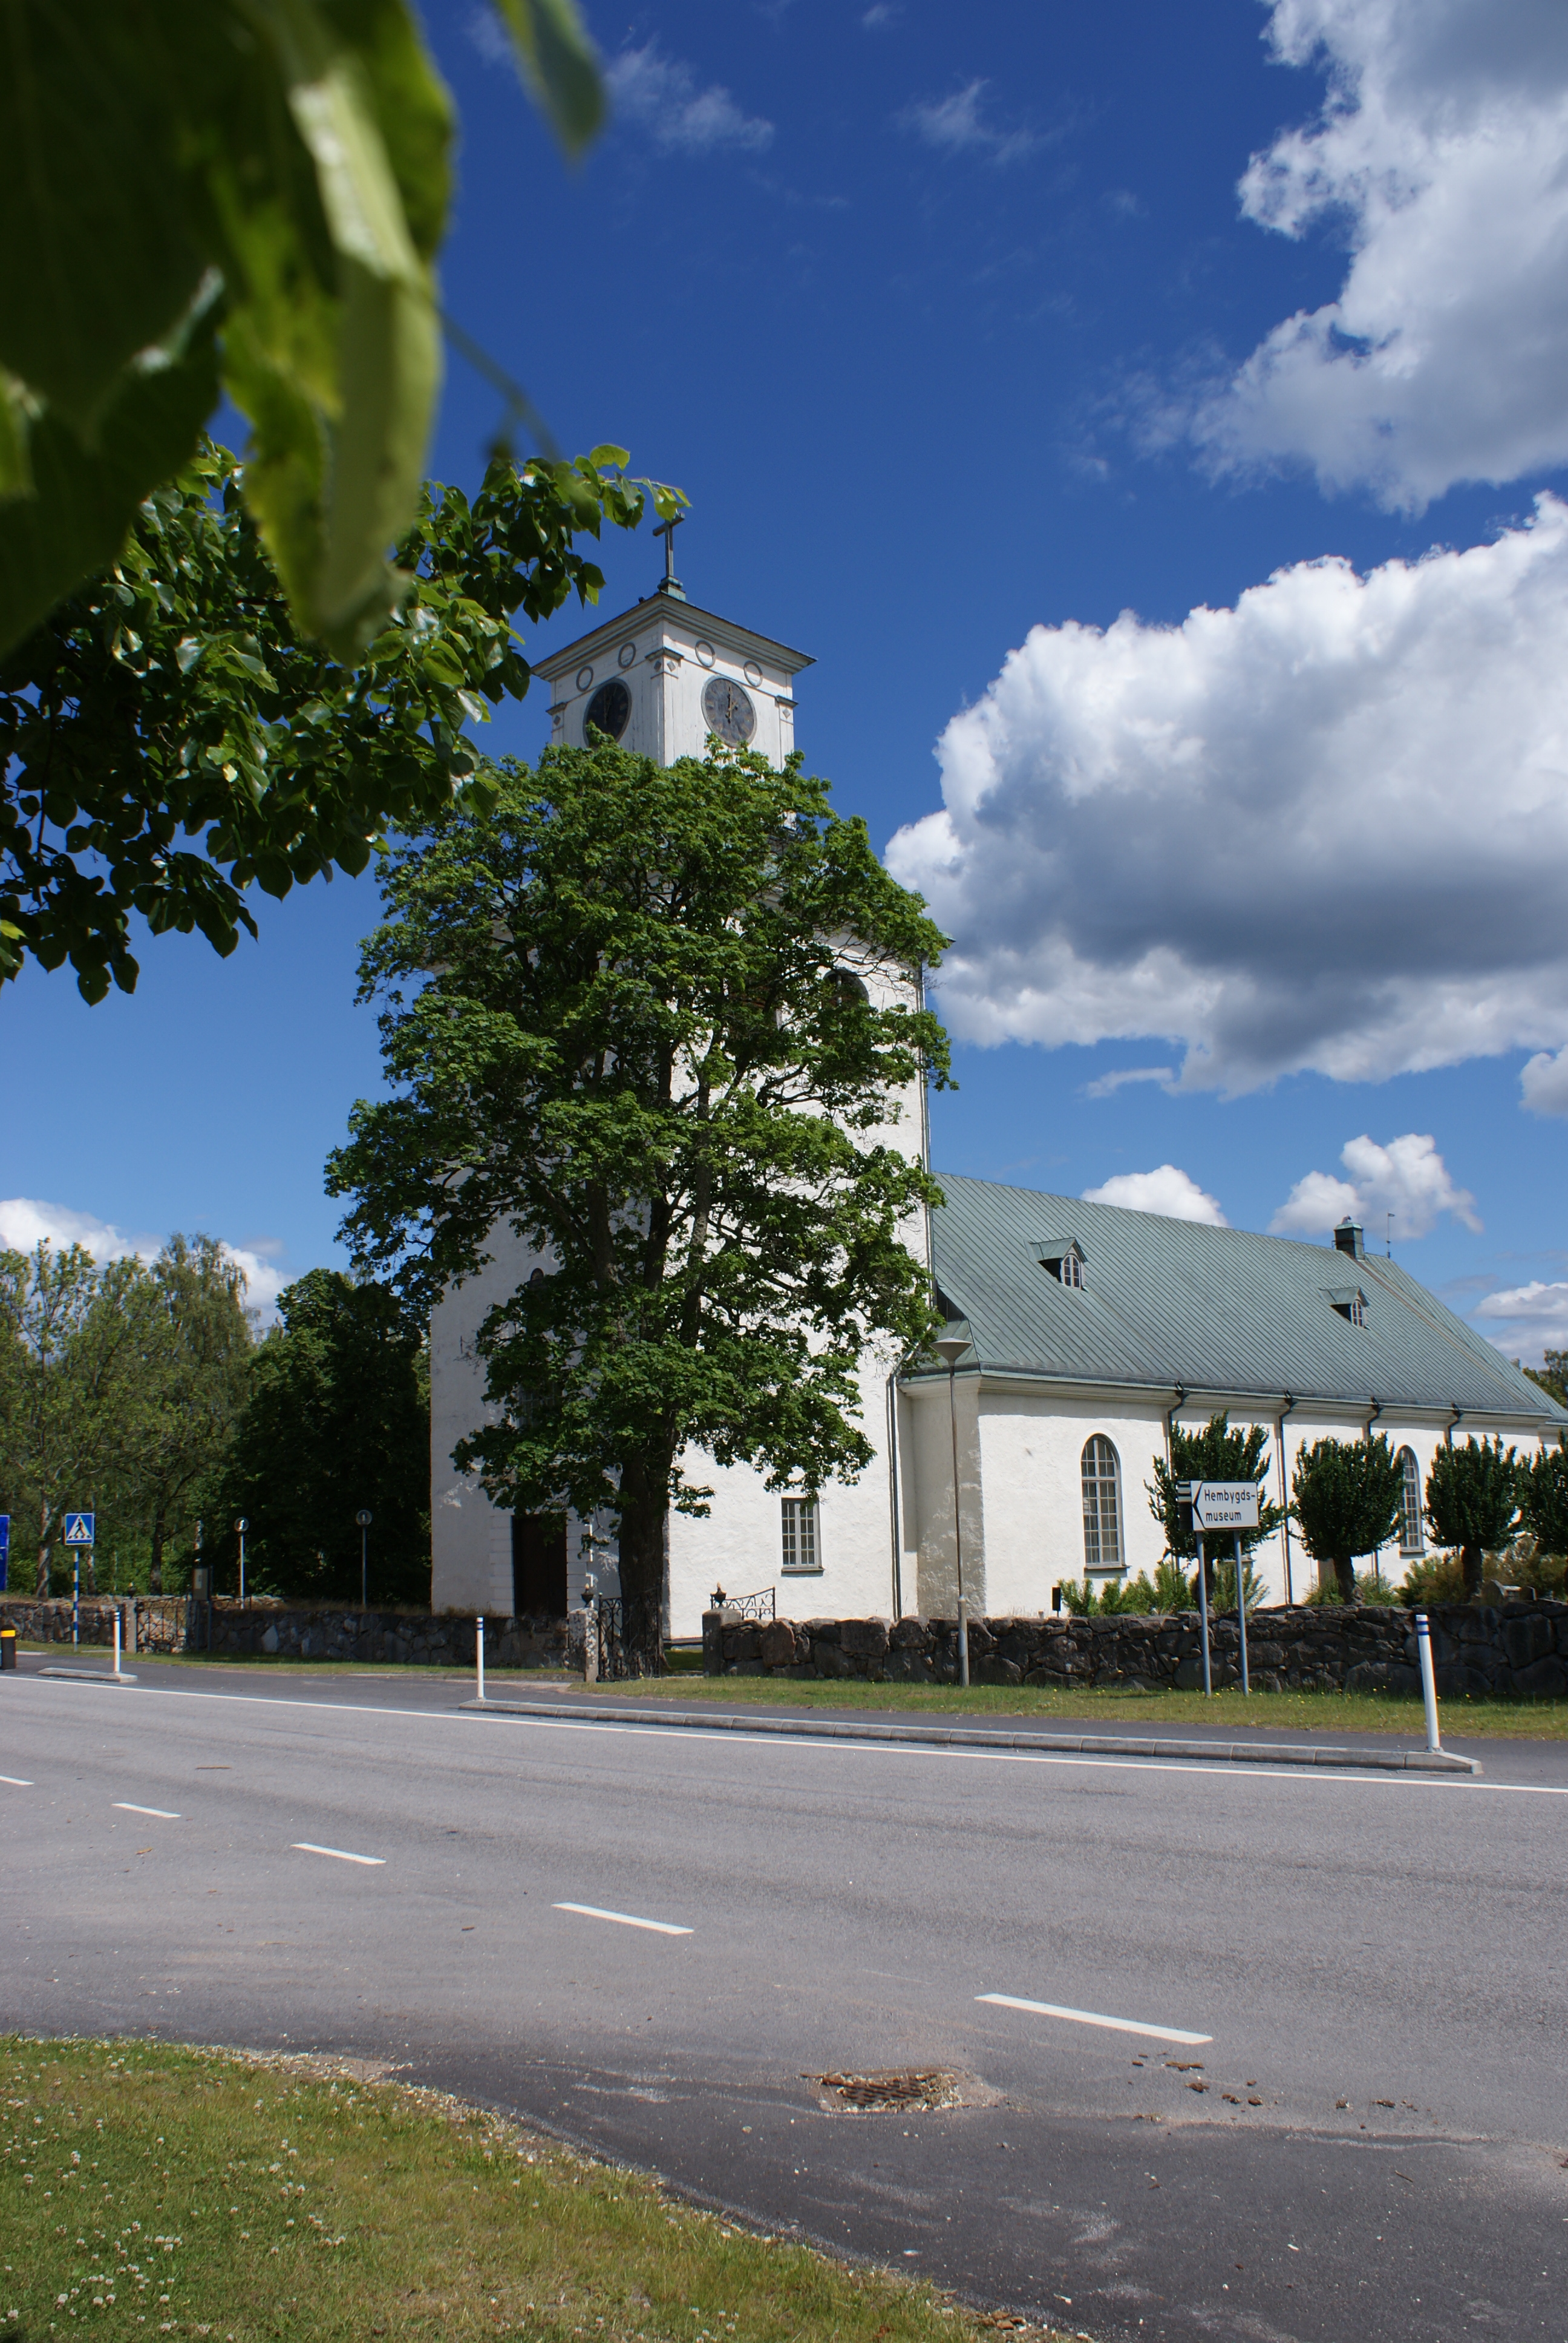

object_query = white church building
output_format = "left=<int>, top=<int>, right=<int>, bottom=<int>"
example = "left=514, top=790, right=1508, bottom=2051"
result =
left=429, top=569, right=1567, bottom=1633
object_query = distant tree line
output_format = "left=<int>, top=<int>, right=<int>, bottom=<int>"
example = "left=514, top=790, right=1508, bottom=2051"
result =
left=0, top=1244, right=430, bottom=1607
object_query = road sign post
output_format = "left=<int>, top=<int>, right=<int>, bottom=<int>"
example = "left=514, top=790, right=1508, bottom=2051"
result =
left=63, top=1513, right=94, bottom=1647
left=0, top=1513, right=8, bottom=1596
left=1180, top=1485, right=1261, bottom=1698
left=356, top=1510, right=373, bottom=1610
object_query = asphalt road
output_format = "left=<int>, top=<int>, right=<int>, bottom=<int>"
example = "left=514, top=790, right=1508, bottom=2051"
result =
left=4, top=1660, right=1566, bottom=2343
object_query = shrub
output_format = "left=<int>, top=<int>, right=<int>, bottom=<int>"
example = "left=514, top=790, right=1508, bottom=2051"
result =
left=1397, top=1552, right=1468, bottom=1604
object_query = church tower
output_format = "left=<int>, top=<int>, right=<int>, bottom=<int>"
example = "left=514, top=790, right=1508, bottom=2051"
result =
left=532, top=523, right=813, bottom=768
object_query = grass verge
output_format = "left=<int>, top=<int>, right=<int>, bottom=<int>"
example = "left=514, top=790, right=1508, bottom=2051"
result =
left=565, top=1672, right=1568, bottom=1741
left=0, top=2039, right=1074, bottom=2343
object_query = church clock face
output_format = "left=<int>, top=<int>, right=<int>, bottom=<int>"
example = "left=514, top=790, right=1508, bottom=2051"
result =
left=702, top=673, right=756, bottom=746
left=584, top=677, right=631, bottom=741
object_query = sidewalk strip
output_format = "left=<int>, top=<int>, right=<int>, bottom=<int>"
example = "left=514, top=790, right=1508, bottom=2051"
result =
left=292, top=1842, right=385, bottom=1866
left=553, top=1901, right=692, bottom=1936
left=977, top=1992, right=1212, bottom=2045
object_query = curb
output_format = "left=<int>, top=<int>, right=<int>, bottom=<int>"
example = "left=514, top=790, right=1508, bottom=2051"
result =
left=458, top=1696, right=1481, bottom=1774
left=36, top=1665, right=138, bottom=1686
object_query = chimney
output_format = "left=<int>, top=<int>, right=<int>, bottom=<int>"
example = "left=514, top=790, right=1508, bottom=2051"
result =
left=1334, top=1218, right=1365, bottom=1258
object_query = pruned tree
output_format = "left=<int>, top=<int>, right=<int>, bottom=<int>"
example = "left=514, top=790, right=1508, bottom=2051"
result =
left=1518, top=1444, right=1568, bottom=1561
left=1146, top=1414, right=1284, bottom=1601
left=328, top=741, right=952, bottom=1671
left=1290, top=1434, right=1404, bottom=1604
left=1425, top=1436, right=1521, bottom=1598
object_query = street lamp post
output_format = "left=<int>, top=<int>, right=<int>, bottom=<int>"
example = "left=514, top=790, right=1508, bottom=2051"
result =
left=933, top=1332, right=972, bottom=1688
left=235, top=1517, right=247, bottom=1605
left=355, top=1509, right=373, bottom=1610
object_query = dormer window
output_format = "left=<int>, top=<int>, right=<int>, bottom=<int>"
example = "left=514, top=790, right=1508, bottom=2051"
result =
left=1328, top=1286, right=1368, bottom=1328
left=1034, top=1239, right=1086, bottom=1289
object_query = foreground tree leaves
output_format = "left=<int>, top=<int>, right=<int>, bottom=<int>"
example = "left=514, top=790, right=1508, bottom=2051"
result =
left=0, top=0, right=603, bottom=659
left=0, top=437, right=680, bottom=1000
left=328, top=744, right=953, bottom=1669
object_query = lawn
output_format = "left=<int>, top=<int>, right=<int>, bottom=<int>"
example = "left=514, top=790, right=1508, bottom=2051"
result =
left=570, top=1671, right=1568, bottom=1742
left=0, top=2039, right=1074, bottom=2343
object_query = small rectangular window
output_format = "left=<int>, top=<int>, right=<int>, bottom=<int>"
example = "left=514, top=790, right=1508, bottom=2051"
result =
left=781, top=1496, right=820, bottom=1572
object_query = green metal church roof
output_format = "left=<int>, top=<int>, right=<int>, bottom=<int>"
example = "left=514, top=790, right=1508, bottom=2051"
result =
left=923, top=1173, right=1566, bottom=1424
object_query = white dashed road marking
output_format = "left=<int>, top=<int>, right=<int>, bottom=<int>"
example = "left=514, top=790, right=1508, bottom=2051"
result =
left=0, top=1774, right=33, bottom=1787
left=113, top=1803, right=180, bottom=1819
left=291, top=1842, right=385, bottom=1866
left=978, top=1993, right=1212, bottom=2045
left=553, top=1901, right=693, bottom=1936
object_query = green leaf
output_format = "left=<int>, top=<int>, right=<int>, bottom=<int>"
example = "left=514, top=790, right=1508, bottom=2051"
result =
left=587, top=444, right=630, bottom=470
left=0, top=0, right=217, bottom=430
left=0, top=320, right=220, bottom=659
left=488, top=0, right=604, bottom=158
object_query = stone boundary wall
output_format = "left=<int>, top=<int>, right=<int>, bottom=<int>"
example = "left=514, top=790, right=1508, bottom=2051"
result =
left=0, top=1596, right=570, bottom=1670
left=703, top=1602, right=1568, bottom=1700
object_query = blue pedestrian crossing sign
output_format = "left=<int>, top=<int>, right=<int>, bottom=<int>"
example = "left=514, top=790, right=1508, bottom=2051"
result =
left=62, top=1512, right=95, bottom=1547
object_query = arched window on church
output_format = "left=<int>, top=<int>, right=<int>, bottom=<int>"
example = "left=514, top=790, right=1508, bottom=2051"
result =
left=1082, top=1436, right=1123, bottom=1572
left=1397, top=1446, right=1424, bottom=1555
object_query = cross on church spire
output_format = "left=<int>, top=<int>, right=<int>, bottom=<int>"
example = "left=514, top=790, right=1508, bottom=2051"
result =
left=653, top=513, right=685, bottom=600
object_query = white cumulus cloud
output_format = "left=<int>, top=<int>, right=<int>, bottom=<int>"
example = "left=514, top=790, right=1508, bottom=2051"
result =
left=1474, top=1278, right=1568, bottom=1360
left=0, top=1198, right=287, bottom=1314
left=1196, top=0, right=1568, bottom=510
left=606, top=43, right=774, bottom=156
left=1270, top=1133, right=1480, bottom=1239
left=1520, top=1045, right=1568, bottom=1116
left=886, top=499, right=1568, bottom=1095
left=1082, top=1165, right=1228, bottom=1225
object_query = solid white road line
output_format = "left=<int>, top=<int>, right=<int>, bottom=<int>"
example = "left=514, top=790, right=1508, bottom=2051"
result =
left=977, top=1992, right=1212, bottom=2046
left=113, top=1802, right=180, bottom=1819
left=291, top=1842, right=385, bottom=1866
left=0, top=1774, right=33, bottom=1787
left=553, top=1901, right=693, bottom=1936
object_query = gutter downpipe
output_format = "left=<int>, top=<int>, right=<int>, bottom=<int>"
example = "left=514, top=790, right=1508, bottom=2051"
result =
left=1365, top=1397, right=1383, bottom=1582
left=1446, top=1404, right=1462, bottom=1448
left=1276, top=1393, right=1298, bottom=1605
left=886, top=1364, right=904, bottom=1621
left=1164, top=1385, right=1186, bottom=1471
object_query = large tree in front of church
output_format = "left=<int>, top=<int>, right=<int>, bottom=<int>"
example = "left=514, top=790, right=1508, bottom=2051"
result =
left=328, top=741, right=951, bottom=1671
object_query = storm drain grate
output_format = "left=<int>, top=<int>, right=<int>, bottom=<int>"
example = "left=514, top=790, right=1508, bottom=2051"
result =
left=809, top=2068, right=964, bottom=2114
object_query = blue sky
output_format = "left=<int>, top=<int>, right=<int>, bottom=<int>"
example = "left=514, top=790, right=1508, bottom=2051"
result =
left=5, top=0, right=1568, bottom=1357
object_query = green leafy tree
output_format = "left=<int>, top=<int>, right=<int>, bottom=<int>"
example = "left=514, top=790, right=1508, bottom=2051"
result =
left=113, top=1236, right=256, bottom=1593
left=1523, top=1351, right=1568, bottom=1409
left=1, top=437, right=681, bottom=1000
left=0, top=1243, right=154, bottom=1592
left=1425, top=1436, right=1521, bottom=1598
left=1146, top=1414, right=1284, bottom=1602
left=1289, top=1434, right=1403, bottom=1605
left=0, top=0, right=604, bottom=660
left=328, top=741, right=953, bottom=1670
left=1519, top=1445, right=1568, bottom=1558
left=217, top=1270, right=431, bottom=1604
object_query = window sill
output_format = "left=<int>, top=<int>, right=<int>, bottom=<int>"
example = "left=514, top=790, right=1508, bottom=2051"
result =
left=780, top=1565, right=823, bottom=1576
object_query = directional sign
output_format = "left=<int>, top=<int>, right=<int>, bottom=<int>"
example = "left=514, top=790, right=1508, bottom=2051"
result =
left=1189, top=1482, right=1259, bottom=1533
left=62, top=1512, right=95, bottom=1547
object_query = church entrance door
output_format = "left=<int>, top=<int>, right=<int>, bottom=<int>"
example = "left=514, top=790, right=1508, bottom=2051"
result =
left=512, top=1513, right=567, bottom=1619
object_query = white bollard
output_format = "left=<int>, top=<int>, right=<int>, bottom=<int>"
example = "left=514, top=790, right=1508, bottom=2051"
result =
left=475, top=1614, right=486, bottom=1703
left=113, top=1608, right=122, bottom=1679
left=1414, top=1611, right=1442, bottom=1753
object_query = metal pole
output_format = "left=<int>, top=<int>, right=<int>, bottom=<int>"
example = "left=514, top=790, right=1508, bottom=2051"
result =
left=361, top=1524, right=367, bottom=1610
left=1197, top=1534, right=1212, bottom=1696
left=475, top=1614, right=486, bottom=1703
left=73, top=1549, right=80, bottom=1646
left=948, top=1363, right=969, bottom=1688
left=1234, top=1531, right=1249, bottom=1695
left=1414, top=1611, right=1442, bottom=1753
left=237, top=1519, right=246, bottom=1606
